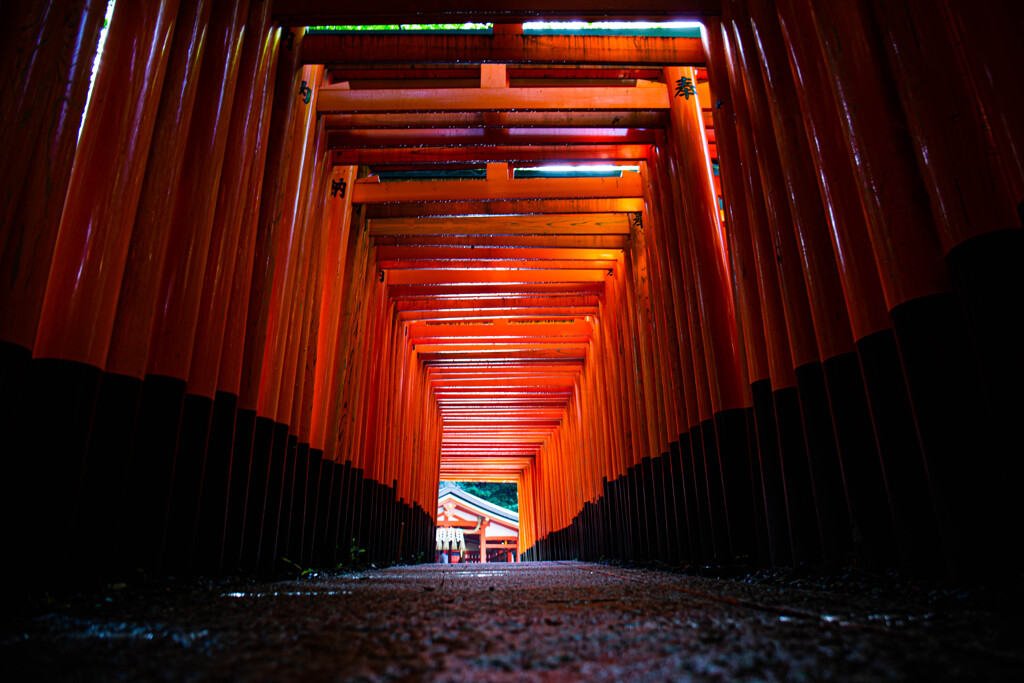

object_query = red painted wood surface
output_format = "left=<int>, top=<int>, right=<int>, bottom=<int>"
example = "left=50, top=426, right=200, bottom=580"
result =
left=105, top=0, right=214, bottom=379
left=0, top=2, right=104, bottom=353
left=34, top=0, right=182, bottom=366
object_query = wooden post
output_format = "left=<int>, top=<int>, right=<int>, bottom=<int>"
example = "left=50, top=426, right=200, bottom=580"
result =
left=26, top=0, right=182, bottom=574
left=806, top=0, right=996, bottom=576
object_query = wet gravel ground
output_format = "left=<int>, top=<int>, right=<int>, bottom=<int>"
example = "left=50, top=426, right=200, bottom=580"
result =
left=3, top=561, right=1022, bottom=681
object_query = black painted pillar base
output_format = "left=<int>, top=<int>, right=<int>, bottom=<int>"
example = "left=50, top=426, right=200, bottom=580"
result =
left=715, top=408, right=756, bottom=564
left=239, top=415, right=274, bottom=573
left=16, top=356, right=102, bottom=587
left=256, top=422, right=289, bottom=575
left=193, top=391, right=238, bottom=575
left=73, top=371, right=142, bottom=581
left=668, top=440, right=693, bottom=565
left=947, top=228, right=1024, bottom=572
left=822, top=351, right=899, bottom=570
left=795, top=362, right=853, bottom=569
left=125, top=373, right=187, bottom=574
left=890, top=292, right=1000, bottom=578
left=744, top=406, right=772, bottom=567
left=299, top=448, right=320, bottom=566
left=287, top=441, right=309, bottom=562
left=163, top=392, right=214, bottom=576
left=773, top=385, right=822, bottom=566
left=856, top=330, right=941, bottom=574
left=700, top=419, right=731, bottom=563
left=750, top=381, right=792, bottom=567
left=688, top=425, right=713, bottom=565
left=222, top=407, right=256, bottom=573
left=275, top=434, right=299, bottom=568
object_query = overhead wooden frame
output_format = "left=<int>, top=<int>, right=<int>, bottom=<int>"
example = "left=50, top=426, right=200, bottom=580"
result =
left=317, top=84, right=669, bottom=113
left=323, top=111, right=667, bottom=129
left=328, top=128, right=656, bottom=149
left=352, top=173, right=642, bottom=203
left=287, top=16, right=725, bottom=489
left=333, top=144, right=651, bottom=165
left=303, top=32, right=705, bottom=66
left=274, top=1, right=721, bottom=24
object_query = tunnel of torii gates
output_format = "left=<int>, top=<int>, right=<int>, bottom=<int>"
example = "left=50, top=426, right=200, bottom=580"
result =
left=0, top=0, right=1021, bottom=585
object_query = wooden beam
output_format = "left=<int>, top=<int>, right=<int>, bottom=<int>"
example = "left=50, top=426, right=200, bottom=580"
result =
left=432, top=376, right=576, bottom=386
left=394, top=295, right=601, bottom=311
left=369, top=213, right=630, bottom=235
left=399, top=310, right=598, bottom=321
left=276, top=1, right=719, bottom=23
left=374, top=235, right=629, bottom=249
left=387, top=268, right=608, bottom=285
left=328, top=66, right=666, bottom=81
left=374, top=236, right=622, bottom=252
left=388, top=282, right=605, bottom=299
left=327, top=127, right=656, bottom=148
left=323, top=111, right=666, bottom=129
left=375, top=246, right=623, bottom=261
left=393, top=294, right=598, bottom=313
left=410, top=321, right=592, bottom=338
left=352, top=171, right=643, bottom=202
left=381, top=259, right=618, bottom=271
left=303, top=33, right=706, bottom=66
left=317, top=85, right=668, bottom=113
left=334, top=144, right=650, bottom=165
left=365, top=198, right=644, bottom=217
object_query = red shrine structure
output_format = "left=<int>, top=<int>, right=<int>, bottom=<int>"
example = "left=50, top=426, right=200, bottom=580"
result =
left=0, top=1, right=1021, bottom=585
left=437, top=484, right=520, bottom=563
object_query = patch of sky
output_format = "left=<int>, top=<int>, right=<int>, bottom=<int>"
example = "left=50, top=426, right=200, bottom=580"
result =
left=78, top=0, right=117, bottom=142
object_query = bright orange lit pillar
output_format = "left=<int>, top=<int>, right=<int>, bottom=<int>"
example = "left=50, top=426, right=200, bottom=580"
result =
left=26, top=0, right=181, bottom=569
left=74, top=0, right=213, bottom=576
left=717, top=13, right=821, bottom=565
left=188, top=1, right=279, bottom=574
left=307, top=165, right=357, bottom=565
left=250, top=62, right=323, bottom=574
left=231, top=27, right=306, bottom=573
left=648, top=142, right=704, bottom=564
left=127, top=0, right=251, bottom=573
left=748, top=0, right=889, bottom=568
left=665, top=64, right=754, bottom=563
left=701, top=17, right=781, bottom=567
left=207, top=22, right=282, bottom=574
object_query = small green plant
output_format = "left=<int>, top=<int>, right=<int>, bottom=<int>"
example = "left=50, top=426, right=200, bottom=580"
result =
left=349, top=538, right=366, bottom=565
left=281, top=557, right=314, bottom=577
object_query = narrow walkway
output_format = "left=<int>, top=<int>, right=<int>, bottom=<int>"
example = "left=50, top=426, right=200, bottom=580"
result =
left=3, top=562, right=1021, bottom=681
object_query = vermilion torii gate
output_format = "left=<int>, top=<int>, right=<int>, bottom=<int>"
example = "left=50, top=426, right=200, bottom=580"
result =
left=0, top=0, right=1020, bottom=584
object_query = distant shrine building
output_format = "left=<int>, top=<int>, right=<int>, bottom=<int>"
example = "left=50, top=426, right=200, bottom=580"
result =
left=436, top=484, right=519, bottom=563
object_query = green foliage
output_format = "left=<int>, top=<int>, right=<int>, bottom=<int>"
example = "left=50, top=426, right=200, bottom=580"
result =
left=350, top=538, right=366, bottom=565
left=443, top=481, right=518, bottom=512
left=281, top=557, right=314, bottom=577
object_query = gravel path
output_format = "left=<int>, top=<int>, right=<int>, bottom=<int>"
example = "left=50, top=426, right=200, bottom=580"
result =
left=3, top=561, right=1022, bottom=681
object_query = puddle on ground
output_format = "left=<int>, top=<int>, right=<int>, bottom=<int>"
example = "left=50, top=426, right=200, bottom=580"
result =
left=221, top=590, right=352, bottom=599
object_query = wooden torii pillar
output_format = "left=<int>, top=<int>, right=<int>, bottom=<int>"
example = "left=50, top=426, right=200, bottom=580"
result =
left=480, top=517, right=489, bottom=564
